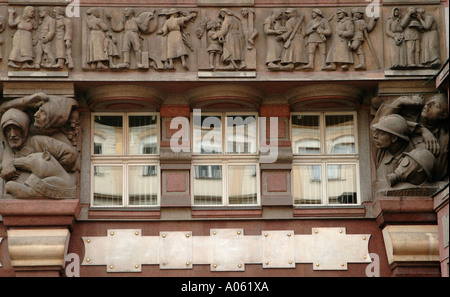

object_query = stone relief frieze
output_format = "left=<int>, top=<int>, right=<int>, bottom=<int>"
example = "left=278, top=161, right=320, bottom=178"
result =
left=0, top=4, right=445, bottom=74
left=5, top=6, right=73, bottom=70
left=371, top=93, right=448, bottom=195
left=0, top=93, right=80, bottom=199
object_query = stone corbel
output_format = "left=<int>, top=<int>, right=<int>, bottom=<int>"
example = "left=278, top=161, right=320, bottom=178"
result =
left=382, top=225, right=440, bottom=276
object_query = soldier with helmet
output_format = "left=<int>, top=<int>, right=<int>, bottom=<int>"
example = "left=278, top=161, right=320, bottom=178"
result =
left=302, top=8, right=331, bottom=70
left=350, top=7, right=378, bottom=70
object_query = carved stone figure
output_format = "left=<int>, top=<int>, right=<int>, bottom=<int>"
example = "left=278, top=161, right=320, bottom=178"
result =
left=241, top=8, right=258, bottom=50
left=277, top=8, right=308, bottom=70
left=263, top=8, right=285, bottom=70
left=387, top=148, right=436, bottom=187
left=4, top=151, right=77, bottom=199
left=157, top=8, right=197, bottom=70
left=324, top=8, right=354, bottom=71
left=385, top=7, right=407, bottom=69
left=213, top=8, right=246, bottom=70
left=33, top=7, right=56, bottom=69
left=400, top=7, right=422, bottom=68
left=104, top=31, right=120, bottom=68
left=107, top=8, right=154, bottom=69
left=8, top=6, right=38, bottom=69
left=0, top=16, right=5, bottom=61
left=416, top=8, right=441, bottom=68
left=0, top=93, right=79, bottom=199
left=350, top=8, right=378, bottom=70
left=301, top=9, right=331, bottom=70
left=206, top=20, right=223, bottom=69
left=371, top=114, right=415, bottom=183
left=52, top=7, right=73, bottom=69
left=86, top=8, right=109, bottom=69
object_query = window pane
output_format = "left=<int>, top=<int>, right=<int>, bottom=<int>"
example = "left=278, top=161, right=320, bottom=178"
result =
left=93, top=165, right=123, bottom=206
left=94, top=115, right=123, bottom=155
left=326, top=115, right=355, bottom=154
left=193, top=116, right=222, bottom=154
left=193, top=165, right=223, bottom=205
left=129, top=115, right=158, bottom=155
left=226, top=115, right=257, bottom=154
left=228, top=165, right=258, bottom=205
left=327, top=164, right=357, bottom=204
left=128, top=165, right=158, bottom=206
left=292, top=115, right=320, bottom=154
left=293, top=165, right=323, bottom=204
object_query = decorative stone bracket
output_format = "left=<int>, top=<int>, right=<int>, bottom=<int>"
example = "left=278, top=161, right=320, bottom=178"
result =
left=82, top=228, right=371, bottom=272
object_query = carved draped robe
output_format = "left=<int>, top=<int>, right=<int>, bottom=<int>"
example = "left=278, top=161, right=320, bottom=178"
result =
left=326, top=17, right=354, bottom=64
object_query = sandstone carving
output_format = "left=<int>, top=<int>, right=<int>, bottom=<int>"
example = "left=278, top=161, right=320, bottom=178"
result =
left=0, top=93, right=79, bottom=200
left=86, top=8, right=109, bottom=69
left=324, top=8, right=354, bottom=71
left=302, top=9, right=331, bottom=70
left=157, top=8, right=197, bottom=70
left=52, top=7, right=73, bottom=69
left=349, top=8, right=378, bottom=70
left=371, top=93, right=448, bottom=193
left=278, top=8, right=308, bottom=70
left=107, top=8, right=155, bottom=69
left=263, top=9, right=286, bottom=70
left=7, top=6, right=38, bottom=69
left=0, top=15, right=5, bottom=61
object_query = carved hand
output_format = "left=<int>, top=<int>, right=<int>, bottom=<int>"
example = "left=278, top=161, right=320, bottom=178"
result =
left=421, top=128, right=440, bottom=155
left=26, top=93, right=49, bottom=108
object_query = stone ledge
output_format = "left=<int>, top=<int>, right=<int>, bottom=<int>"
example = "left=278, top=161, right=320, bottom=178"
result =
left=0, top=197, right=80, bottom=229
left=293, top=206, right=366, bottom=218
left=372, top=196, right=437, bottom=228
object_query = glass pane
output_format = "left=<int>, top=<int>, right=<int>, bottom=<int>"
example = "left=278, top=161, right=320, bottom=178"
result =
left=226, top=115, right=257, bottom=154
left=293, top=165, right=323, bottom=204
left=93, top=165, right=123, bottom=206
left=327, top=164, right=357, bottom=204
left=193, top=116, right=222, bottom=154
left=129, top=115, right=158, bottom=155
left=93, top=115, right=123, bottom=155
left=326, top=115, right=355, bottom=154
left=193, top=165, right=223, bottom=205
left=128, top=165, right=158, bottom=206
left=292, top=115, right=320, bottom=155
left=228, top=165, right=258, bottom=205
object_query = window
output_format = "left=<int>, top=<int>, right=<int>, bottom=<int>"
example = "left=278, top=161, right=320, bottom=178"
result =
left=192, top=112, right=259, bottom=207
left=91, top=113, right=160, bottom=207
left=292, top=112, right=359, bottom=205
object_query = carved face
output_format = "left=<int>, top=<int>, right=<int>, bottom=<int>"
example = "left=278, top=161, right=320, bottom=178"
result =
left=421, top=97, right=448, bottom=121
left=373, top=129, right=396, bottom=149
left=4, top=125, right=26, bottom=150
left=34, top=106, right=47, bottom=129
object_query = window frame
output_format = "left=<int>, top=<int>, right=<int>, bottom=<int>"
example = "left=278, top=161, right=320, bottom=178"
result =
left=90, top=112, right=161, bottom=208
left=291, top=111, right=361, bottom=206
left=191, top=159, right=261, bottom=207
left=191, top=112, right=259, bottom=156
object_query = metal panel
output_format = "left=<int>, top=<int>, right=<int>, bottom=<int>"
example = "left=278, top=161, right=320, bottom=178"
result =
left=210, top=229, right=245, bottom=272
left=159, top=232, right=193, bottom=269
left=262, top=231, right=295, bottom=268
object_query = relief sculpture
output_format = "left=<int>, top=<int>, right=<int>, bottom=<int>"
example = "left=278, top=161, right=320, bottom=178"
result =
left=0, top=93, right=80, bottom=199
left=371, top=93, right=448, bottom=195
left=386, top=6, right=441, bottom=69
left=7, top=6, right=73, bottom=70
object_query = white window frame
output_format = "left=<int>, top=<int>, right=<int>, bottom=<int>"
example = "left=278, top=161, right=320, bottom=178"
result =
left=191, top=159, right=260, bottom=207
left=90, top=112, right=161, bottom=208
left=291, top=111, right=360, bottom=206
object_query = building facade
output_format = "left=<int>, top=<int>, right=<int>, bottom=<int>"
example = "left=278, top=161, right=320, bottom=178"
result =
left=0, top=0, right=448, bottom=278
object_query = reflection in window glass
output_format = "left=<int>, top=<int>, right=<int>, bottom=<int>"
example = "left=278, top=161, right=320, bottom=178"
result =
left=128, top=165, right=158, bottom=206
left=93, top=165, right=123, bottom=206
left=293, top=165, right=323, bottom=204
left=326, top=115, right=355, bottom=154
left=226, top=115, right=257, bottom=154
left=327, top=164, right=357, bottom=204
left=228, top=165, right=258, bottom=205
left=129, top=115, right=158, bottom=155
left=193, top=116, right=222, bottom=154
left=93, top=115, right=123, bottom=155
left=292, top=115, right=320, bottom=154
left=193, top=165, right=223, bottom=205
